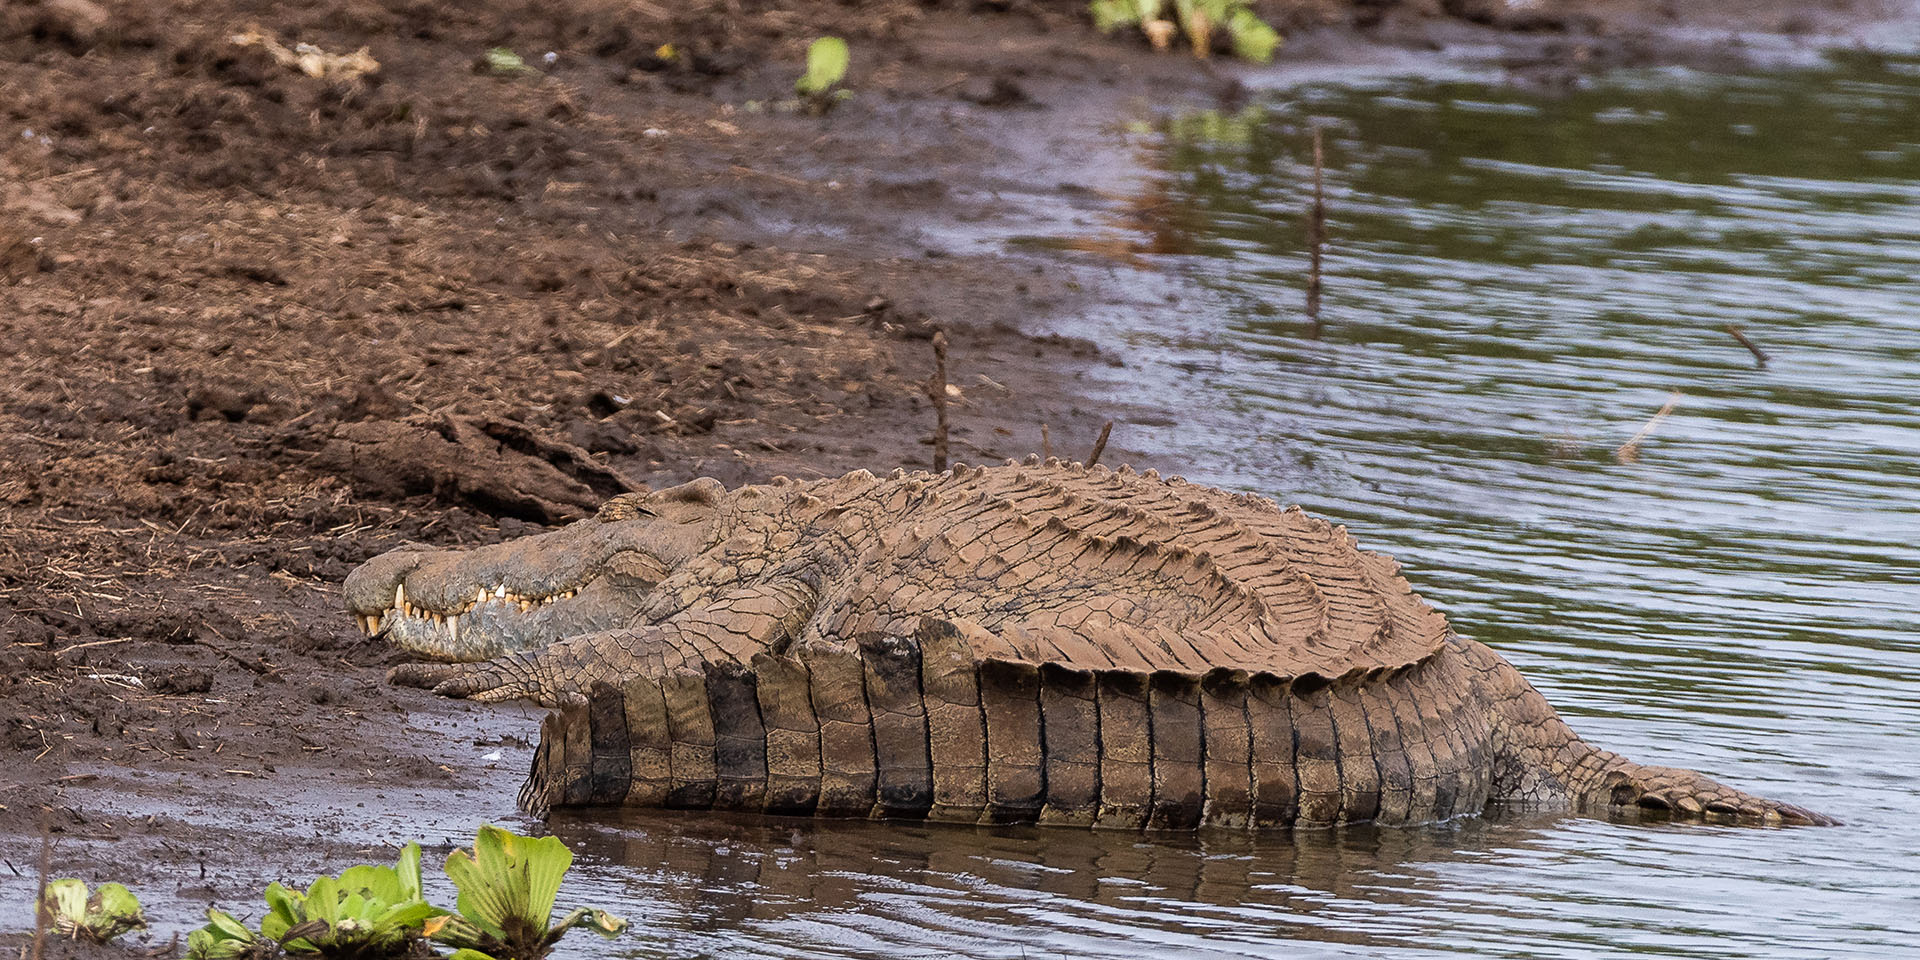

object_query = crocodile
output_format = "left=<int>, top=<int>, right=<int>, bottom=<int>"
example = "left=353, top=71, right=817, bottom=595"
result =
left=346, top=460, right=1835, bottom=828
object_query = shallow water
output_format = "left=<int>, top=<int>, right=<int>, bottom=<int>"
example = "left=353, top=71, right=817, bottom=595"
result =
left=559, top=53, right=1920, bottom=958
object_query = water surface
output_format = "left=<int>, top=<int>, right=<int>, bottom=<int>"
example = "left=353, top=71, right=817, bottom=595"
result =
left=562, top=52, right=1920, bottom=959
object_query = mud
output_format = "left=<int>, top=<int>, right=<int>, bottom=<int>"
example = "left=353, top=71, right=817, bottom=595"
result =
left=0, top=0, right=1886, bottom=949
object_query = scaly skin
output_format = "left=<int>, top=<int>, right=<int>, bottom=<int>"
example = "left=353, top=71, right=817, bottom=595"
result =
left=348, top=459, right=1835, bottom=828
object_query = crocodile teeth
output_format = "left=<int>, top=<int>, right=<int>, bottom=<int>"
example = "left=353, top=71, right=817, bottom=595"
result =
left=362, top=582, right=575, bottom=633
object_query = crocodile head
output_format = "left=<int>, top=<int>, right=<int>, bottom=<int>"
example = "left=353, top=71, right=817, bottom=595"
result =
left=343, top=478, right=725, bottom=660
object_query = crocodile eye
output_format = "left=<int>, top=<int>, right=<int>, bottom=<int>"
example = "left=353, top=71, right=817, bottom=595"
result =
left=596, top=494, right=655, bottom=523
left=602, top=549, right=668, bottom=584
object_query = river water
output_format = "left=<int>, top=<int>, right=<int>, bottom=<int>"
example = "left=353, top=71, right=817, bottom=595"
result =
left=552, top=50, right=1920, bottom=958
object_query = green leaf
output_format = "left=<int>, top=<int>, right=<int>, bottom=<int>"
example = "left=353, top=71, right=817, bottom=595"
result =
left=304, top=877, right=344, bottom=928
left=445, top=835, right=510, bottom=940
left=396, top=843, right=424, bottom=900
left=483, top=48, right=529, bottom=75
left=552, top=908, right=628, bottom=940
left=1089, top=0, right=1140, bottom=31
left=795, top=37, right=849, bottom=96
left=447, top=950, right=498, bottom=960
left=1226, top=8, right=1281, bottom=62
left=92, top=883, right=143, bottom=923
left=337, top=864, right=397, bottom=903
left=374, top=901, right=448, bottom=931
left=187, top=929, right=219, bottom=960
left=42, top=878, right=88, bottom=927
left=187, top=909, right=267, bottom=960
left=261, top=882, right=299, bottom=941
left=511, top=832, right=572, bottom=929
left=204, top=908, right=258, bottom=941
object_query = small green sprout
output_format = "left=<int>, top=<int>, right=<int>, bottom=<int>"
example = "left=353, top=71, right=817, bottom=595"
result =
left=482, top=48, right=530, bottom=75
left=423, top=825, right=627, bottom=960
left=795, top=36, right=850, bottom=97
left=38, top=879, right=147, bottom=943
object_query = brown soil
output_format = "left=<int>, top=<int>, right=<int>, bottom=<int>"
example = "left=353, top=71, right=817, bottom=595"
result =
left=0, top=0, right=1883, bottom=950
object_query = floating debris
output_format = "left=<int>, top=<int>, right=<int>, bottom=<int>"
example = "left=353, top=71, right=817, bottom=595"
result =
left=1616, top=391, right=1682, bottom=464
left=1724, top=322, right=1771, bottom=367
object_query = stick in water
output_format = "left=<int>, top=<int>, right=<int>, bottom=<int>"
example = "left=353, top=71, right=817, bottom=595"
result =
left=930, top=330, right=950, bottom=473
left=1307, top=125, right=1326, bottom=336
left=32, top=807, right=51, bottom=960
left=1615, top=391, right=1682, bottom=464
left=1724, top=323, right=1770, bottom=367
left=1087, top=420, right=1114, bottom=467
left=1041, top=422, right=1053, bottom=462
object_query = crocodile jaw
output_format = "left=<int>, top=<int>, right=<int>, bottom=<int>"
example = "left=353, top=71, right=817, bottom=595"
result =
left=364, top=580, right=585, bottom=660
left=343, top=525, right=657, bottom=660
left=345, top=480, right=725, bottom=660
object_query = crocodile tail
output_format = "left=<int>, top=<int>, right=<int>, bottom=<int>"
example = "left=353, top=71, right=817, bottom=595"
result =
left=1466, top=636, right=1837, bottom=826
left=1563, top=748, right=1837, bottom=826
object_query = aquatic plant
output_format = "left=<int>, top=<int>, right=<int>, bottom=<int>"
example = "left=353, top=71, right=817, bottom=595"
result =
left=186, top=908, right=278, bottom=960
left=1090, top=0, right=1280, bottom=63
left=188, top=844, right=445, bottom=960
left=423, top=825, right=628, bottom=960
left=38, top=878, right=147, bottom=943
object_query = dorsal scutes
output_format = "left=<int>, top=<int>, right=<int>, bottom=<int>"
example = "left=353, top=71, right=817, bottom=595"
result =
left=772, top=463, right=1448, bottom=680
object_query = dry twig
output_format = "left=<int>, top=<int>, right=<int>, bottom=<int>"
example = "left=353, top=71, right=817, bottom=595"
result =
left=1616, top=391, right=1682, bottom=464
left=31, top=808, right=51, bottom=960
left=1724, top=323, right=1770, bottom=367
left=1087, top=420, right=1114, bottom=467
left=930, top=330, right=951, bottom=472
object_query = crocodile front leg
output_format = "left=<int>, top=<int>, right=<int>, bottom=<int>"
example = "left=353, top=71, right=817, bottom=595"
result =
left=389, top=578, right=818, bottom=706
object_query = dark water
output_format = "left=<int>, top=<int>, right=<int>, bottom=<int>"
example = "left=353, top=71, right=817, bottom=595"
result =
left=559, top=53, right=1920, bottom=958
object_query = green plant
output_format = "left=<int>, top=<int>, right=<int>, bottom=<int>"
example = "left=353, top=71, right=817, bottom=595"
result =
left=481, top=48, right=530, bottom=75
left=189, top=844, right=445, bottom=960
left=423, top=825, right=627, bottom=960
left=186, top=908, right=277, bottom=960
left=795, top=36, right=849, bottom=97
left=38, top=879, right=147, bottom=943
left=1089, top=0, right=1280, bottom=63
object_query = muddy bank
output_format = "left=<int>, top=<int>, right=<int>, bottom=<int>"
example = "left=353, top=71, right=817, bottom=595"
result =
left=0, top=0, right=1893, bottom=948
